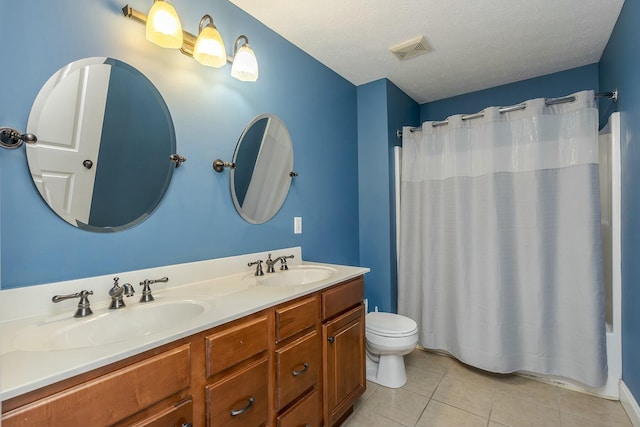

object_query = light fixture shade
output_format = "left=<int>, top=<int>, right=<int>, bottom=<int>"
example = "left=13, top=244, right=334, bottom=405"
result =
left=193, top=26, right=227, bottom=68
left=231, top=45, right=259, bottom=82
left=145, top=0, right=183, bottom=48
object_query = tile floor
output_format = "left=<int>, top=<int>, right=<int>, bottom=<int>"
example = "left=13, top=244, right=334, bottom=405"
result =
left=343, top=349, right=633, bottom=427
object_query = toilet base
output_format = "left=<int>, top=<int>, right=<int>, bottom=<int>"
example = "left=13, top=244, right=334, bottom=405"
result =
left=366, top=352, right=408, bottom=388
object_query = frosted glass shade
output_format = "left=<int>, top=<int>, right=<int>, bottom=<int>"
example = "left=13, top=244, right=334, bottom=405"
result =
left=231, top=45, right=259, bottom=82
left=193, top=26, right=227, bottom=68
left=145, top=1, right=183, bottom=48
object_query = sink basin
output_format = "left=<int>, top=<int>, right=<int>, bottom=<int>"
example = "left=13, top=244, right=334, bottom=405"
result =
left=253, top=266, right=337, bottom=287
left=12, top=299, right=208, bottom=352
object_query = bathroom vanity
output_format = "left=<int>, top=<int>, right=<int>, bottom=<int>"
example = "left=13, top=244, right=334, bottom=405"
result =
left=0, top=249, right=367, bottom=426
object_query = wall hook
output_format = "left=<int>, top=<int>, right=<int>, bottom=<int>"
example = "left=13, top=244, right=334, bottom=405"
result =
left=0, top=127, right=37, bottom=149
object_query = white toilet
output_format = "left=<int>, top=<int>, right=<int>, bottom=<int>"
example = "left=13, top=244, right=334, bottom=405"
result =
left=365, top=311, right=418, bottom=388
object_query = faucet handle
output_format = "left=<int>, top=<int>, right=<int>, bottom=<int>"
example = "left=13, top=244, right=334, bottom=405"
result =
left=280, top=254, right=294, bottom=270
left=52, top=290, right=94, bottom=318
left=137, top=276, right=168, bottom=303
left=139, top=280, right=154, bottom=303
left=248, top=259, right=264, bottom=276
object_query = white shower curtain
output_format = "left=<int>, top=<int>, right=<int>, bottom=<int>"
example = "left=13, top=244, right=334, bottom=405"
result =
left=397, top=90, right=607, bottom=387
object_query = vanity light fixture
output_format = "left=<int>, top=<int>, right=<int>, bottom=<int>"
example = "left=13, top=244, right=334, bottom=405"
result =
left=230, top=35, right=259, bottom=82
left=122, top=2, right=259, bottom=81
left=145, top=0, right=183, bottom=48
left=193, top=15, right=226, bottom=68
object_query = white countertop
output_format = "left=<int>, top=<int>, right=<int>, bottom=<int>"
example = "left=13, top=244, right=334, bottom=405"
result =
left=0, top=247, right=369, bottom=402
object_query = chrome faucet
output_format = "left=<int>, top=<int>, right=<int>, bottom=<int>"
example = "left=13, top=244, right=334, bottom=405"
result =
left=52, top=290, right=94, bottom=317
left=108, top=277, right=135, bottom=309
left=139, top=276, right=169, bottom=303
left=248, top=259, right=264, bottom=276
left=265, top=253, right=295, bottom=273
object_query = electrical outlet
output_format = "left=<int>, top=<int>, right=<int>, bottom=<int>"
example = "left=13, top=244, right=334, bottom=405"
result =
left=294, top=217, right=302, bottom=234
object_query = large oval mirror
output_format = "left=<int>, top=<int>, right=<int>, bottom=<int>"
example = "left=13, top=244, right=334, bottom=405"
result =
left=26, top=57, right=176, bottom=232
left=230, top=114, right=293, bottom=224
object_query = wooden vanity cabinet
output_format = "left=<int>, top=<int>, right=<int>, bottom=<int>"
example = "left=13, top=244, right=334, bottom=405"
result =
left=321, top=277, right=366, bottom=427
left=1, top=275, right=365, bottom=427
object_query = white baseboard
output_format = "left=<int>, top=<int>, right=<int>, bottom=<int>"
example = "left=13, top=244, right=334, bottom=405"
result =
left=620, top=381, right=640, bottom=427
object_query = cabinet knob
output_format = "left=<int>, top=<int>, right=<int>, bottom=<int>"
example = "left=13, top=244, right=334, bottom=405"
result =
left=181, top=424, right=192, bottom=427
left=230, top=396, right=254, bottom=416
left=291, top=362, right=309, bottom=376
left=328, top=336, right=335, bottom=344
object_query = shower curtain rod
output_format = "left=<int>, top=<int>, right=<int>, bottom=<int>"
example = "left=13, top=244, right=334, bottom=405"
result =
left=396, top=89, right=618, bottom=138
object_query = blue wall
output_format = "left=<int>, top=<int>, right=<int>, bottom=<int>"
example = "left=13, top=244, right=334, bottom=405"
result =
left=421, top=64, right=600, bottom=121
left=599, top=0, right=640, bottom=403
left=0, top=0, right=360, bottom=288
left=357, top=79, right=418, bottom=313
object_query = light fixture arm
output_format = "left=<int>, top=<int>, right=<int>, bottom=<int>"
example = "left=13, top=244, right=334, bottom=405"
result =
left=199, top=14, right=216, bottom=33
left=234, top=35, right=250, bottom=57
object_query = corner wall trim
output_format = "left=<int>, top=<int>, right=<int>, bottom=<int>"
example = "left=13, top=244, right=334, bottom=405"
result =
left=621, top=381, right=640, bottom=427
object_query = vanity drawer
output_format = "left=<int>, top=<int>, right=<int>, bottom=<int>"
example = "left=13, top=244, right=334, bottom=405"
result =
left=205, top=358, right=269, bottom=427
left=275, top=295, right=319, bottom=343
left=277, top=389, right=320, bottom=427
left=322, top=277, right=364, bottom=321
left=2, top=344, right=191, bottom=427
left=206, top=314, right=268, bottom=377
left=275, top=330, right=320, bottom=410
left=128, top=398, right=192, bottom=427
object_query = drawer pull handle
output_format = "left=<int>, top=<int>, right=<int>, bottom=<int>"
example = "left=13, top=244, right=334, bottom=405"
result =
left=230, top=396, right=254, bottom=416
left=181, top=424, right=192, bottom=427
left=292, top=362, right=309, bottom=376
left=328, top=336, right=335, bottom=343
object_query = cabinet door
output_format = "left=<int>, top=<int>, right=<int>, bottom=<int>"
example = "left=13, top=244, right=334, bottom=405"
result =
left=323, top=304, right=365, bottom=427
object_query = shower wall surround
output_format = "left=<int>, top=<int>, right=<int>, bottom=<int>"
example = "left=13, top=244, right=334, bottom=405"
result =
left=0, top=0, right=359, bottom=289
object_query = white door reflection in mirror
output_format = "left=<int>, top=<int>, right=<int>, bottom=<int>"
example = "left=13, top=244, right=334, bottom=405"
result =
left=27, top=61, right=110, bottom=226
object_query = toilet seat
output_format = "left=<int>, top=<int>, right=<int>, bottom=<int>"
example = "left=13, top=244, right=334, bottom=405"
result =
left=366, top=312, right=418, bottom=338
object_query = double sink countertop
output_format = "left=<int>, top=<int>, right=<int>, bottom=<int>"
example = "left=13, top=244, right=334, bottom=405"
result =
left=0, top=247, right=369, bottom=402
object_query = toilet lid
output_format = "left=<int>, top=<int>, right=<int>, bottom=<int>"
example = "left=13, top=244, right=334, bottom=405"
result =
left=366, top=312, right=418, bottom=337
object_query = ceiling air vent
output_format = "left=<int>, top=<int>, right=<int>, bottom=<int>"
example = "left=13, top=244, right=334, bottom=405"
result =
left=389, top=35, right=432, bottom=61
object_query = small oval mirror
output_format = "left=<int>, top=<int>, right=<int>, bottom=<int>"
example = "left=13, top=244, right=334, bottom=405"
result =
left=26, top=57, right=176, bottom=232
left=230, top=114, right=293, bottom=224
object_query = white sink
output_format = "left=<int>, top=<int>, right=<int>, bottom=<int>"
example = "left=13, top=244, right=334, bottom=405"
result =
left=12, top=299, right=208, bottom=352
left=251, top=265, right=337, bottom=287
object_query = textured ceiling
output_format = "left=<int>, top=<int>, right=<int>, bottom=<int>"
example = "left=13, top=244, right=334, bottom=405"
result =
left=229, top=0, right=624, bottom=104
